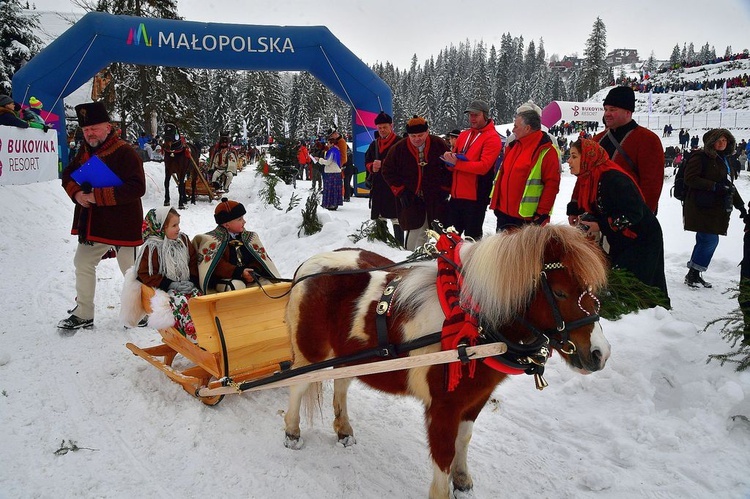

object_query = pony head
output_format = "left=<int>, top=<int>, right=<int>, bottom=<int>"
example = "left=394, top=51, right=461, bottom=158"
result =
left=460, top=224, right=610, bottom=373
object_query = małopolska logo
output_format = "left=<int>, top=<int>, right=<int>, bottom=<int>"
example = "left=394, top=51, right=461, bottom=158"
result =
left=126, top=23, right=152, bottom=47
left=572, top=105, right=580, bottom=117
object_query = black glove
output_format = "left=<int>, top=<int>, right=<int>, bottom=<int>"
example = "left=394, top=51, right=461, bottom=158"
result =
left=740, top=208, right=748, bottom=220
left=42, top=124, right=49, bottom=132
left=531, top=212, right=549, bottom=225
left=715, top=178, right=734, bottom=194
left=398, top=191, right=412, bottom=210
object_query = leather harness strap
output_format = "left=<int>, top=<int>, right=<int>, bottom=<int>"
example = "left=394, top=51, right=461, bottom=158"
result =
left=375, top=275, right=402, bottom=357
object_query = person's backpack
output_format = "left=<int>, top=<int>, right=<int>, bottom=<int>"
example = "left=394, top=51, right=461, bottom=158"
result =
left=671, top=151, right=706, bottom=202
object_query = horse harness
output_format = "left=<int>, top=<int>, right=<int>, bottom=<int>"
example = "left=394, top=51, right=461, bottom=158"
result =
left=164, top=135, right=191, bottom=159
left=238, top=230, right=601, bottom=393
left=376, top=229, right=601, bottom=391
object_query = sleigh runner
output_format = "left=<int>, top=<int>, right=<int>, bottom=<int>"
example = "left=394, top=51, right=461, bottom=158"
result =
left=126, top=280, right=507, bottom=406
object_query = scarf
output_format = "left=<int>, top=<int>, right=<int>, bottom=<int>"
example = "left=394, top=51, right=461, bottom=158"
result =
left=137, top=207, right=190, bottom=281
left=574, top=138, right=644, bottom=213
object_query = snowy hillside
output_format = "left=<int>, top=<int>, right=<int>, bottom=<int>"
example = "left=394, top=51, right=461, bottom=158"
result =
left=595, top=58, right=750, bottom=116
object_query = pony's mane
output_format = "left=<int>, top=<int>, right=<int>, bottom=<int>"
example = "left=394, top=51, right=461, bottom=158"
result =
left=460, top=224, right=608, bottom=326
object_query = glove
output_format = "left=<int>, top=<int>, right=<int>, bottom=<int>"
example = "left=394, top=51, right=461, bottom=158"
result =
left=740, top=208, right=748, bottom=220
left=715, top=178, right=734, bottom=194
left=398, top=191, right=412, bottom=210
left=531, top=212, right=550, bottom=226
left=168, top=280, right=196, bottom=294
left=42, top=124, right=49, bottom=132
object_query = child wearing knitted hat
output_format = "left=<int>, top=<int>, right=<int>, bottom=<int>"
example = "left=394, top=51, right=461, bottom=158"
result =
left=22, top=96, right=48, bottom=130
left=193, top=198, right=281, bottom=293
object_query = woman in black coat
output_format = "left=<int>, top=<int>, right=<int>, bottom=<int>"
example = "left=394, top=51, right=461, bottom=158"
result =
left=683, top=128, right=746, bottom=288
left=568, top=138, right=669, bottom=306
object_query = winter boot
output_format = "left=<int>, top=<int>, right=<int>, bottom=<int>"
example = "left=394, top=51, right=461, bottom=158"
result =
left=685, top=268, right=712, bottom=288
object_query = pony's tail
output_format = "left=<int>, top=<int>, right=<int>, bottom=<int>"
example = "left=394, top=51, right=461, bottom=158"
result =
left=302, top=381, right=324, bottom=426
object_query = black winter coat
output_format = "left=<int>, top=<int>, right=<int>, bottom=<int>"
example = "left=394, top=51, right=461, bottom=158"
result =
left=593, top=170, right=669, bottom=299
left=683, top=129, right=744, bottom=235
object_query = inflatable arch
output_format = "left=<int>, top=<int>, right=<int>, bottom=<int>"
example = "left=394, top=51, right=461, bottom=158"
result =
left=541, top=101, right=604, bottom=129
left=12, top=12, right=392, bottom=192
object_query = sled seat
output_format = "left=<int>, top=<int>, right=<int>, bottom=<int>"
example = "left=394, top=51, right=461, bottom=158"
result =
left=126, top=281, right=293, bottom=405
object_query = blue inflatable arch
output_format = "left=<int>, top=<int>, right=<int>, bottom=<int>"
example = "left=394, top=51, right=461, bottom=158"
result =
left=12, top=12, right=392, bottom=191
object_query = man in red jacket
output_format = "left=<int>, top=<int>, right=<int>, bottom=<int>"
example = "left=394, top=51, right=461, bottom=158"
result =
left=441, top=99, right=502, bottom=239
left=58, top=102, right=146, bottom=330
left=567, top=86, right=664, bottom=221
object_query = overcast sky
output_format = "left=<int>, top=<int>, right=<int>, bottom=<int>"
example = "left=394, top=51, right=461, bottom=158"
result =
left=32, top=0, right=750, bottom=69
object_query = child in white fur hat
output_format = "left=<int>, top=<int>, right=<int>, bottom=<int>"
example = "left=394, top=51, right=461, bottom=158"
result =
left=120, top=206, right=201, bottom=340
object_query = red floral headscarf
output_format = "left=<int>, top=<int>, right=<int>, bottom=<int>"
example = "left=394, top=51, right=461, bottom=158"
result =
left=574, top=138, right=644, bottom=213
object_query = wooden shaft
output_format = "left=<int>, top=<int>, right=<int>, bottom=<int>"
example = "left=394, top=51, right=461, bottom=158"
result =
left=196, top=342, right=507, bottom=397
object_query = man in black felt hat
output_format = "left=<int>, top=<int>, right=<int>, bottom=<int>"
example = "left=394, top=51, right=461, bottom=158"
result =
left=58, top=101, right=146, bottom=330
left=567, top=86, right=664, bottom=222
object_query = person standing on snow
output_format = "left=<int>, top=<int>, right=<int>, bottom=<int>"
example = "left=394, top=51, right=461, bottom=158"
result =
left=58, top=101, right=146, bottom=330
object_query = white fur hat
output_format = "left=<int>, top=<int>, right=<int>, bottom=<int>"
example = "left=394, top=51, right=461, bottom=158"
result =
left=516, top=100, right=542, bottom=117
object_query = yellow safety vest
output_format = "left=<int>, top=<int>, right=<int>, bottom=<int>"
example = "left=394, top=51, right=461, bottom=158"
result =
left=518, top=147, right=551, bottom=218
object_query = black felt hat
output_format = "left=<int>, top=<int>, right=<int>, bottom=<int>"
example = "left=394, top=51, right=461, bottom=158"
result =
left=75, top=102, right=111, bottom=127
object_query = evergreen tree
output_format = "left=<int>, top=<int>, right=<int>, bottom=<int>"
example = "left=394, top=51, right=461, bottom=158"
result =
left=0, top=0, right=42, bottom=94
left=687, top=42, right=696, bottom=64
left=79, top=0, right=180, bottom=139
left=579, top=16, right=607, bottom=100
left=494, top=33, right=514, bottom=122
left=469, top=41, right=491, bottom=106
left=670, top=44, right=681, bottom=68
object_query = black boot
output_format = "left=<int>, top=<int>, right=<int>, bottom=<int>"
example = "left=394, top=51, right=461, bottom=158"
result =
left=685, top=268, right=712, bottom=288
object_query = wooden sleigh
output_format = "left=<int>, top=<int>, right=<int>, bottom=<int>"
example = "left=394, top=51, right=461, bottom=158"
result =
left=179, top=158, right=222, bottom=202
left=126, top=282, right=507, bottom=406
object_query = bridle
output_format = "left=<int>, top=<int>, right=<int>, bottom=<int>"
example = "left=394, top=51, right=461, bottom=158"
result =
left=470, top=262, right=601, bottom=391
left=512, top=262, right=601, bottom=354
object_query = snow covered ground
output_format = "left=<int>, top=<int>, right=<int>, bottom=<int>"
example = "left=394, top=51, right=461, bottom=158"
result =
left=2, top=126, right=750, bottom=498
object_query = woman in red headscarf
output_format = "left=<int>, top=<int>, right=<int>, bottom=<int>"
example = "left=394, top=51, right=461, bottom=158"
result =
left=567, top=138, right=669, bottom=306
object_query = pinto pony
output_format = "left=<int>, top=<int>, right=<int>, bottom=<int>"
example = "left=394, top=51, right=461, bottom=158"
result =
left=162, top=123, right=199, bottom=209
left=283, top=224, right=610, bottom=499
